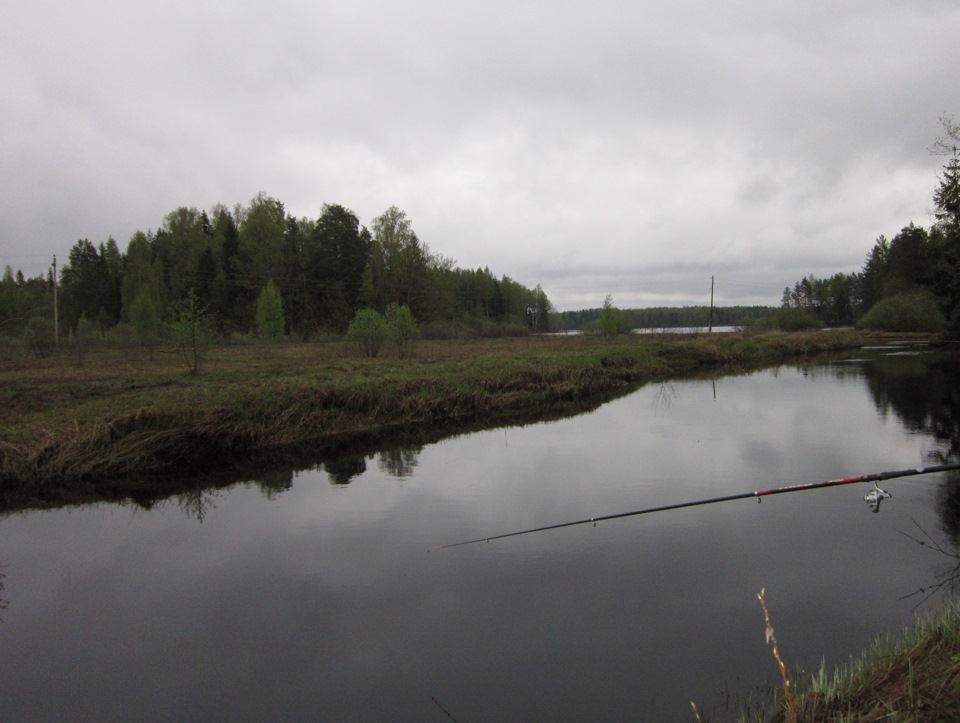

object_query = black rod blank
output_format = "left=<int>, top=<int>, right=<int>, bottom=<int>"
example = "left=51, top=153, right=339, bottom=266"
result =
left=428, top=463, right=960, bottom=551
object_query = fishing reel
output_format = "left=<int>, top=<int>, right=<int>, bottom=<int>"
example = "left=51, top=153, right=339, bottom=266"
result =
left=863, top=483, right=891, bottom=513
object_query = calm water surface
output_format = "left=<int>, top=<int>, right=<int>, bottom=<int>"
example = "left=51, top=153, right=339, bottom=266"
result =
left=2, top=342, right=960, bottom=721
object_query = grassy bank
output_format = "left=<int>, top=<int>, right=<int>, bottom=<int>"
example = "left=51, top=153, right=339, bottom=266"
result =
left=743, top=603, right=960, bottom=722
left=0, top=330, right=869, bottom=507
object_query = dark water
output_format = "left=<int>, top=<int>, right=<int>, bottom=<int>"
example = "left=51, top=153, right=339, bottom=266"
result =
left=3, top=342, right=960, bottom=721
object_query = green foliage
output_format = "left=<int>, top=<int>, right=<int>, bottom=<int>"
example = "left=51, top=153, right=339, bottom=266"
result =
left=0, top=266, right=53, bottom=338
left=755, top=306, right=821, bottom=331
left=129, top=288, right=160, bottom=358
left=255, top=280, right=285, bottom=342
left=595, top=294, right=627, bottom=335
left=59, top=238, right=122, bottom=331
left=71, top=315, right=101, bottom=366
left=346, top=308, right=387, bottom=357
left=555, top=305, right=773, bottom=332
left=168, top=291, right=211, bottom=375
left=18, top=197, right=547, bottom=346
left=24, top=317, right=54, bottom=358
left=312, top=204, right=371, bottom=331
left=855, top=291, right=947, bottom=332
left=384, top=303, right=420, bottom=359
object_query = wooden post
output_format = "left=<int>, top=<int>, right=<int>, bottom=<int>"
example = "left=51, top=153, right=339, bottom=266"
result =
left=708, top=275, right=714, bottom=333
left=52, top=254, right=59, bottom=346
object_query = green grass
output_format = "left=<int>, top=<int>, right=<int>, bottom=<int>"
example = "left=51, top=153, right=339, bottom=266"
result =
left=746, top=604, right=960, bottom=722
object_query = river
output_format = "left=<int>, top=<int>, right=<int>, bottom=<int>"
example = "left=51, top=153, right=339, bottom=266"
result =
left=2, top=340, right=959, bottom=721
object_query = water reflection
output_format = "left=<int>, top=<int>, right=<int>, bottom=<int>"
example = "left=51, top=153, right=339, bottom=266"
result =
left=255, top=468, right=294, bottom=499
left=377, top=445, right=422, bottom=478
left=651, top=382, right=680, bottom=414
left=849, top=345, right=960, bottom=544
left=897, top=522, right=960, bottom=607
left=0, top=564, right=8, bottom=622
left=323, top=454, right=367, bottom=485
left=177, top=488, right=220, bottom=522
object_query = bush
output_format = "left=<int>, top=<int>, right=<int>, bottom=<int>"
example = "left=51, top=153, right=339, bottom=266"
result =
left=593, top=294, right=631, bottom=335
left=856, top=292, right=947, bottom=333
left=755, top=307, right=821, bottom=332
left=384, top=303, right=420, bottom=359
left=24, top=317, right=55, bottom=358
left=347, top=308, right=387, bottom=357
left=168, top=291, right=212, bottom=375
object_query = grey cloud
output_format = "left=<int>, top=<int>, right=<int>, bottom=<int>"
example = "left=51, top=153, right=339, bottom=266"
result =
left=1, top=0, right=958, bottom=309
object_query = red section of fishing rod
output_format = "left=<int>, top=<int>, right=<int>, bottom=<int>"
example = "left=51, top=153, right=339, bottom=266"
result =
left=429, top=463, right=960, bottom=551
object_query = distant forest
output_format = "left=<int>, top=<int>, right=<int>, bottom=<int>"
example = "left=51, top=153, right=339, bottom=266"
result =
left=780, top=116, right=960, bottom=332
left=0, top=198, right=552, bottom=341
left=551, top=305, right=774, bottom=331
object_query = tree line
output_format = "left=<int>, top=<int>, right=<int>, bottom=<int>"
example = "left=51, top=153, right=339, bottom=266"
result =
left=552, top=304, right=775, bottom=332
left=0, top=198, right=553, bottom=345
left=782, top=116, right=960, bottom=332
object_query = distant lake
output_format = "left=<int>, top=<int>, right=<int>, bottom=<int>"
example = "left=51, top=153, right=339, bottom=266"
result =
left=633, top=325, right=739, bottom=334
left=1, top=341, right=958, bottom=721
left=547, top=325, right=739, bottom=335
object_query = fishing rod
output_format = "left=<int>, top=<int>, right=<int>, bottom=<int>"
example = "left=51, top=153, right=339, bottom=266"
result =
left=428, top=463, right=960, bottom=552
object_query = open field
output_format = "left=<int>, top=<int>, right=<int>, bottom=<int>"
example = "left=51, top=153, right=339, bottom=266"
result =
left=0, top=330, right=871, bottom=508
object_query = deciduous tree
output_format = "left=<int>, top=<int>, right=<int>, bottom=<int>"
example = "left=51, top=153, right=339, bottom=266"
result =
left=255, top=279, right=285, bottom=341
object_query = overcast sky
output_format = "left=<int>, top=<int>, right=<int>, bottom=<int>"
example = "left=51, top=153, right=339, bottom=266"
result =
left=2, top=0, right=958, bottom=311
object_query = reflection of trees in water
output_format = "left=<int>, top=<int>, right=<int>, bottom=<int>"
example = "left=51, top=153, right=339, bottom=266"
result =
left=897, top=522, right=960, bottom=608
left=324, top=455, right=367, bottom=485
left=0, top=564, right=8, bottom=622
left=177, top=489, right=220, bottom=522
left=856, top=349, right=960, bottom=544
left=378, top=446, right=421, bottom=478
left=253, top=468, right=294, bottom=499
left=651, top=383, right=679, bottom=414
left=937, top=473, right=960, bottom=548
left=319, top=445, right=423, bottom=484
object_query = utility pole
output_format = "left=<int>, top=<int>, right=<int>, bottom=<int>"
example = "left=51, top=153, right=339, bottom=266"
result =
left=52, top=254, right=59, bottom=346
left=708, top=275, right=714, bottom=333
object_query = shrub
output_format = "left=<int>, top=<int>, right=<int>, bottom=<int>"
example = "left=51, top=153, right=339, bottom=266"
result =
left=756, top=307, right=821, bottom=332
left=24, top=317, right=54, bottom=358
left=384, top=303, right=420, bottom=359
left=595, top=294, right=631, bottom=335
left=347, top=308, right=387, bottom=357
left=168, top=291, right=212, bottom=375
left=856, top=292, right=947, bottom=333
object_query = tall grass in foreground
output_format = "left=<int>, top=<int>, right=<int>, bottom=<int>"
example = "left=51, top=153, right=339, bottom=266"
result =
left=736, top=603, right=960, bottom=722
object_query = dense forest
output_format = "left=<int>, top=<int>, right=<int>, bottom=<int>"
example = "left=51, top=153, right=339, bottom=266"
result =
left=0, top=199, right=553, bottom=343
left=781, top=116, right=960, bottom=332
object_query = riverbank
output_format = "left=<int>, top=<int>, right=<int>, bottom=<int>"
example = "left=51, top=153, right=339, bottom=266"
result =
left=745, top=603, right=960, bottom=722
left=0, top=330, right=871, bottom=508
